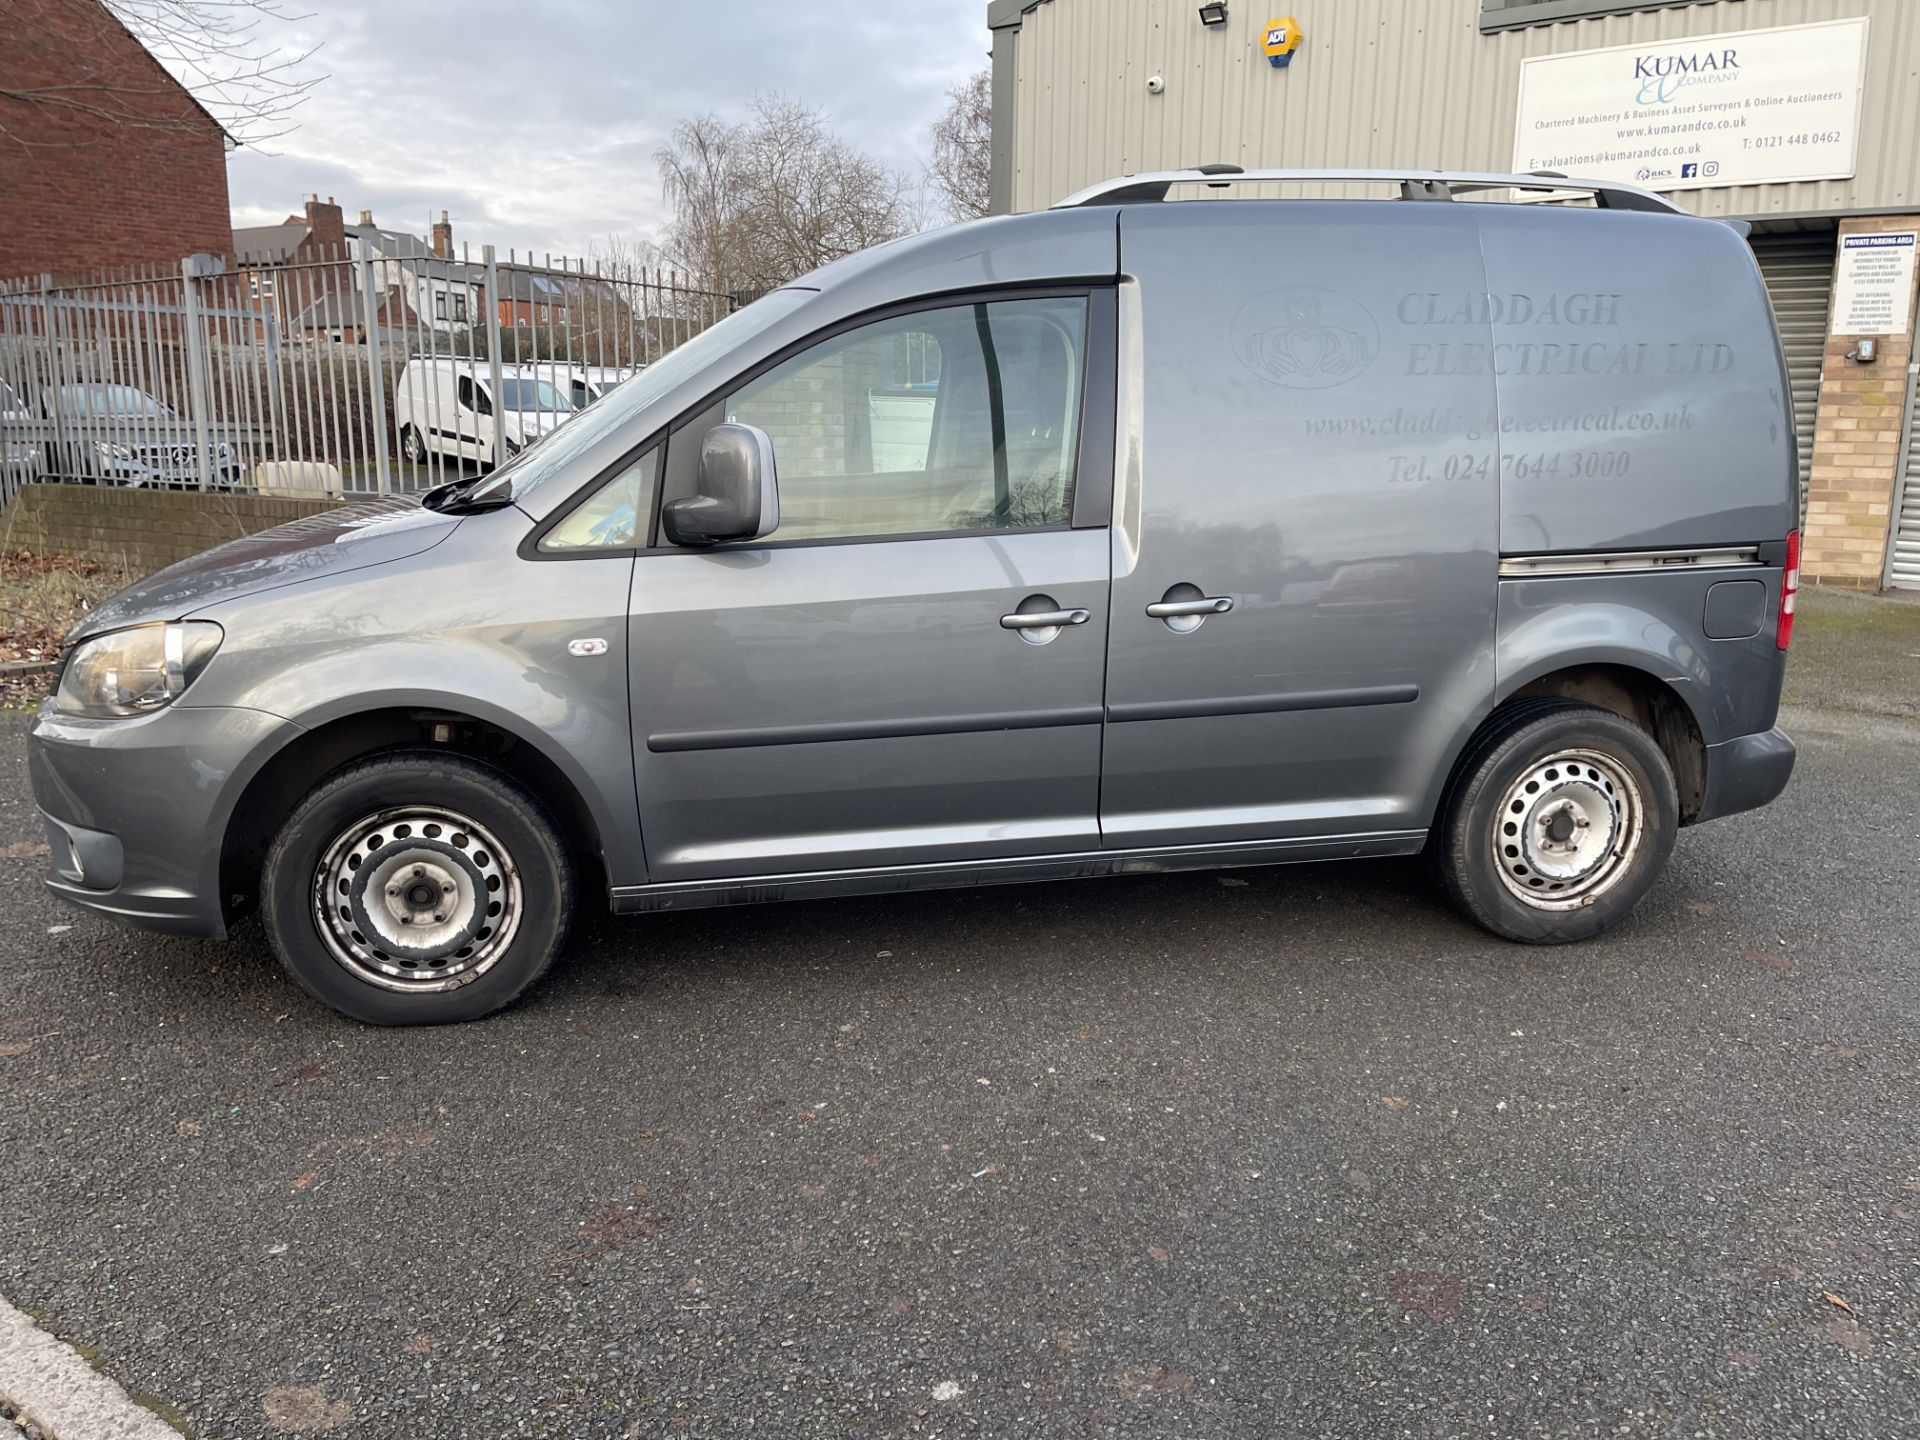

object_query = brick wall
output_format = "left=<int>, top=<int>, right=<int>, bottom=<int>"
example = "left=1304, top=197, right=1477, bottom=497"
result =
left=0, top=485, right=344, bottom=572
left=1802, top=215, right=1920, bottom=587
left=0, top=0, right=233, bottom=280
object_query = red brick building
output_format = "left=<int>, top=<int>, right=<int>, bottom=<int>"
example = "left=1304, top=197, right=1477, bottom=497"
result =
left=0, top=0, right=232, bottom=280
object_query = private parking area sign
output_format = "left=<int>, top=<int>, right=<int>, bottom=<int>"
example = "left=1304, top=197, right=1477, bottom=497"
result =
left=1831, top=232, right=1919, bottom=337
left=1512, top=17, right=1869, bottom=193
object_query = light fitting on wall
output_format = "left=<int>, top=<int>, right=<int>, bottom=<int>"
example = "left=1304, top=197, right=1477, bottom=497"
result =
left=1198, top=3, right=1229, bottom=26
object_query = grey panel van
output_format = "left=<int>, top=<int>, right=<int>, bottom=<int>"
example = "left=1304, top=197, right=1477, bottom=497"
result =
left=28, top=169, right=1799, bottom=1025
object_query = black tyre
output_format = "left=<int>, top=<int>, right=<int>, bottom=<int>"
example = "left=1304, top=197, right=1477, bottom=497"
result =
left=1432, top=701, right=1678, bottom=944
left=261, top=751, right=574, bottom=1025
left=400, top=424, right=427, bottom=464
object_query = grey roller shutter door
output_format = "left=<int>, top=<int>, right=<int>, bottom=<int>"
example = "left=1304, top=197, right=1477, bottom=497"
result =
left=1886, top=364, right=1920, bottom=590
left=1751, top=231, right=1836, bottom=521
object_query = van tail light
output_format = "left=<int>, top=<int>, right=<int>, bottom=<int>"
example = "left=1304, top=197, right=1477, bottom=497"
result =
left=1776, top=529, right=1799, bottom=651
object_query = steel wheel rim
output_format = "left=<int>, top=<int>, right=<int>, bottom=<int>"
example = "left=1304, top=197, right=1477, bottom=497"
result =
left=1491, top=748, right=1643, bottom=911
left=311, top=806, right=522, bottom=992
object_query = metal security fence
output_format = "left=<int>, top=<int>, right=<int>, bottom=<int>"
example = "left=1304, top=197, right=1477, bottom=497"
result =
left=0, top=246, right=739, bottom=507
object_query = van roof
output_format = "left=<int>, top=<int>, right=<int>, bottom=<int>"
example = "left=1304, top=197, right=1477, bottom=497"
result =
left=774, top=170, right=1709, bottom=326
left=403, top=358, right=589, bottom=378
left=1052, top=167, right=1688, bottom=215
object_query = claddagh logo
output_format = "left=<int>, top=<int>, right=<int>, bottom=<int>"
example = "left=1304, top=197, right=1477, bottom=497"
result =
left=1232, top=286, right=1378, bottom=389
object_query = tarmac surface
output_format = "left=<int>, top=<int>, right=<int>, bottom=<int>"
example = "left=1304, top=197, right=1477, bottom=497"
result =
left=0, top=588, right=1915, bottom=1438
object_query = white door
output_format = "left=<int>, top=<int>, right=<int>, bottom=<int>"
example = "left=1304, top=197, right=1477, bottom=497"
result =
left=452, top=376, right=493, bottom=462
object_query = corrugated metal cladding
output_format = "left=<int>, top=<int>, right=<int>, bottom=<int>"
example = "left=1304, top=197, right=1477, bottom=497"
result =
left=1005, top=0, right=1920, bottom=217
left=1751, top=230, right=1838, bottom=518
left=1888, top=364, right=1920, bottom=588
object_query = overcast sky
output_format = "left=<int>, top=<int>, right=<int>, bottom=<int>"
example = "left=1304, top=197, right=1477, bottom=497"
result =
left=221, top=1, right=990, bottom=261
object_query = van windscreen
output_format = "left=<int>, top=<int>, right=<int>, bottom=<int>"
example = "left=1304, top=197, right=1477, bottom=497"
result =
left=496, top=378, right=571, bottom=413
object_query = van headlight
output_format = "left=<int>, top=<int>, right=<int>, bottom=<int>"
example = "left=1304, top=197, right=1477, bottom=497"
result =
left=93, top=440, right=135, bottom=462
left=56, top=622, right=222, bottom=718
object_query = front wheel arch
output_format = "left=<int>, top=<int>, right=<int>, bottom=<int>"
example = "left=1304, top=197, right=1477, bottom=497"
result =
left=218, top=706, right=607, bottom=924
left=261, top=749, right=574, bottom=1023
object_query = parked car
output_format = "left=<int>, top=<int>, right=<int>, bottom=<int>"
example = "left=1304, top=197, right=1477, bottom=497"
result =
left=1, top=379, right=44, bottom=489
left=37, top=383, right=239, bottom=488
left=29, top=168, right=1799, bottom=1025
left=392, top=358, right=574, bottom=468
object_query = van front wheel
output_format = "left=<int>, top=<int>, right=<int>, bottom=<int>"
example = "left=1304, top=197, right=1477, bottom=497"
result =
left=1433, top=702, right=1678, bottom=944
left=261, top=752, right=574, bottom=1024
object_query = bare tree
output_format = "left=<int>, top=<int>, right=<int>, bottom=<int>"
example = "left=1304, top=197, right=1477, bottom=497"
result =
left=929, top=70, right=992, bottom=222
left=0, top=0, right=324, bottom=148
left=654, top=111, right=742, bottom=288
left=589, top=232, right=672, bottom=282
left=585, top=232, right=735, bottom=365
left=656, top=95, right=912, bottom=294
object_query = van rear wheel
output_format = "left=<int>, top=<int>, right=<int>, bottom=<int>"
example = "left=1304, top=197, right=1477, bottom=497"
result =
left=1433, top=701, right=1677, bottom=944
left=261, top=751, right=574, bottom=1024
left=399, top=425, right=427, bottom=464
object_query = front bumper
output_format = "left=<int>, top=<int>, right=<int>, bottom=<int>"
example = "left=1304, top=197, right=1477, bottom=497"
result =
left=28, top=701, right=299, bottom=939
left=1692, top=726, right=1796, bottom=825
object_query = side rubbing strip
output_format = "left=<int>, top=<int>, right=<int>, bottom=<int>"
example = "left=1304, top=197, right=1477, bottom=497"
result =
left=648, top=705, right=1105, bottom=753
left=1106, top=685, right=1419, bottom=724
left=1499, top=546, right=1761, bottom=578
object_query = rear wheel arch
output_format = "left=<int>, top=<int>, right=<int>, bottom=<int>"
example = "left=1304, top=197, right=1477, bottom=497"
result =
left=1418, top=659, right=1708, bottom=838
left=1430, top=698, right=1680, bottom=943
left=1496, top=663, right=1707, bottom=823
left=218, top=705, right=608, bottom=923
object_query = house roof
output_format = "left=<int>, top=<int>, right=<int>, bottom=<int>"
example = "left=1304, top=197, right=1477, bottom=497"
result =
left=493, top=267, right=575, bottom=302
left=290, top=290, right=361, bottom=327
left=231, top=223, right=308, bottom=264
left=290, top=286, right=433, bottom=335
left=403, top=255, right=483, bottom=283
left=346, top=224, right=433, bottom=260
left=492, top=265, right=620, bottom=305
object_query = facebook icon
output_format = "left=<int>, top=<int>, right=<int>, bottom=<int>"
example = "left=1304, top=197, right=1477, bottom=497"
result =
left=1681, top=162, right=1699, bottom=178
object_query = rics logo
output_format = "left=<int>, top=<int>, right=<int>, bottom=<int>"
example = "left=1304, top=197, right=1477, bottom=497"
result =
left=1232, top=286, right=1378, bottom=389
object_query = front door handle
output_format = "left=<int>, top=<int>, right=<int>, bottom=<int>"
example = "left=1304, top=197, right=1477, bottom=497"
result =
left=1000, top=608, right=1091, bottom=630
left=1145, top=596, right=1234, bottom=619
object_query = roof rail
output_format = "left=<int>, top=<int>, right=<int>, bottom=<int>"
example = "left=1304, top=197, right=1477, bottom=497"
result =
left=1051, top=167, right=1688, bottom=215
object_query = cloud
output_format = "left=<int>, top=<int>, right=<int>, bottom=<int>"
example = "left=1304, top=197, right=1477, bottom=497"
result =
left=224, top=0, right=989, bottom=259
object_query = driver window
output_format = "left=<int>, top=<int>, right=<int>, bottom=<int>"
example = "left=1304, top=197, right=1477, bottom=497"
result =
left=724, top=295, right=1086, bottom=542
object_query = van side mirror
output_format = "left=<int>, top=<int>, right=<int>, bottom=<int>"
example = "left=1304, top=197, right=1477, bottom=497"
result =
left=662, top=423, right=780, bottom=546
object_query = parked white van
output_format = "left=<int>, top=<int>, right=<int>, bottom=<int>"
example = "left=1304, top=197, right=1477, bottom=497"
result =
left=392, top=359, right=574, bottom=468
left=570, top=366, right=641, bottom=408
left=529, top=365, right=637, bottom=411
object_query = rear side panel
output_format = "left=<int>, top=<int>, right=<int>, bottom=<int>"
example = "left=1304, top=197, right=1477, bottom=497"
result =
left=1471, top=207, right=1796, bottom=553
left=1477, top=206, right=1793, bottom=764
left=1496, top=566, right=1786, bottom=748
left=1103, top=202, right=1500, bottom=844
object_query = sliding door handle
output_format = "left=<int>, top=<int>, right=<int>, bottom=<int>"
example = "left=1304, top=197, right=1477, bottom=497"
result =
left=1145, top=596, right=1233, bottom=618
left=1001, top=608, right=1091, bottom=629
